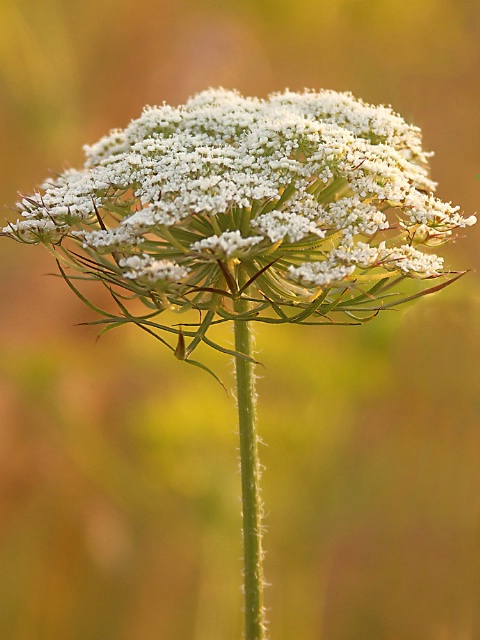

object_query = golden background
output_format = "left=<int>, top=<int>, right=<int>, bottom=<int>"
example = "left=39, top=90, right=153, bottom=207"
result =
left=0, top=1, right=479, bottom=638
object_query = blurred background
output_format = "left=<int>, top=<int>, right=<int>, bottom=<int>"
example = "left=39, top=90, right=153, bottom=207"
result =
left=0, top=0, right=479, bottom=638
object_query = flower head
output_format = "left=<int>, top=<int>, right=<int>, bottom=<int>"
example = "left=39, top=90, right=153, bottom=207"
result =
left=2, top=88, right=475, bottom=360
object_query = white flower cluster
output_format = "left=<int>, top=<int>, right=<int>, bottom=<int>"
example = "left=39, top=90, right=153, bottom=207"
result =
left=2, top=88, right=475, bottom=307
left=289, top=241, right=444, bottom=287
left=119, top=255, right=190, bottom=286
left=191, top=230, right=264, bottom=259
left=72, top=227, right=144, bottom=253
left=4, top=169, right=110, bottom=243
left=252, top=208, right=327, bottom=243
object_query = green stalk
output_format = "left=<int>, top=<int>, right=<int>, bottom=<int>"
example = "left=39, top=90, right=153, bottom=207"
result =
left=233, top=296, right=266, bottom=640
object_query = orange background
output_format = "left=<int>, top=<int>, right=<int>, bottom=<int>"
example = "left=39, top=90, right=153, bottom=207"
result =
left=0, top=1, right=479, bottom=638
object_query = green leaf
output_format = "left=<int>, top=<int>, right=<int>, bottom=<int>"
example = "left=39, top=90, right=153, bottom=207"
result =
left=184, top=358, right=228, bottom=395
left=56, top=260, right=113, bottom=317
left=381, top=271, right=467, bottom=309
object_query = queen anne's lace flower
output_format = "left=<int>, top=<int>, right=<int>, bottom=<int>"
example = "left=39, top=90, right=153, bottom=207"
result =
left=2, top=88, right=475, bottom=345
left=289, top=261, right=357, bottom=288
left=119, top=255, right=190, bottom=285
left=190, top=230, right=265, bottom=259
left=72, top=227, right=144, bottom=253
left=380, top=244, right=444, bottom=277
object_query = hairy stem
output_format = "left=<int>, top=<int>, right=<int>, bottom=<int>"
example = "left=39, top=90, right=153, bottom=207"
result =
left=233, top=297, right=266, bottom=640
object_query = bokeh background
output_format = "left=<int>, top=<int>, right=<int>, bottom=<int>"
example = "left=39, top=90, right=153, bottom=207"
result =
left=0, top=1, right=479, bottom=638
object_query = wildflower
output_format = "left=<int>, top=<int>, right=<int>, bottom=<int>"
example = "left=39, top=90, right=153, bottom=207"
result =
left=2, top=87, right=475, bottom=640
left=2, top=88, right=475, bottom=347
left=119, top=254, right=190, bottom=286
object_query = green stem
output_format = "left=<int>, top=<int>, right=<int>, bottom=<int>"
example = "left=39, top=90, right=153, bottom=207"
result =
left=233, top=296, right=266, bottom=640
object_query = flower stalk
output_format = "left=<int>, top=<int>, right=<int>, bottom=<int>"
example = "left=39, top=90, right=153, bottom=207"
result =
left=234, top=295, right=265, bottom=640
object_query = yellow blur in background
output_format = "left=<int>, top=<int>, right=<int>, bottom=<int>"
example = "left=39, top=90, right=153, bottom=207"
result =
left=0, top=1, right=479, bottom=638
